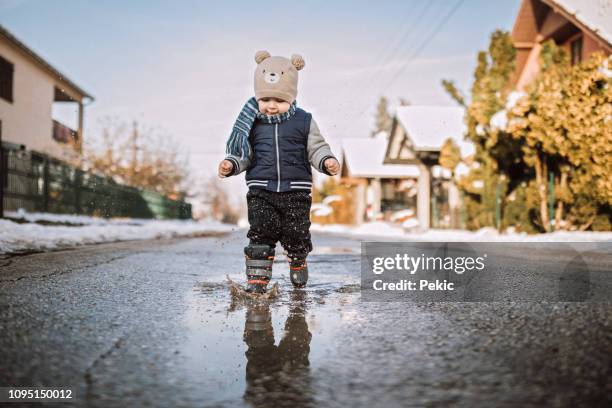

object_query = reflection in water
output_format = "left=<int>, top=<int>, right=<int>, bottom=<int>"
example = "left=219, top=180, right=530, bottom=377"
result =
left=242, top=290, right=314, bottom=407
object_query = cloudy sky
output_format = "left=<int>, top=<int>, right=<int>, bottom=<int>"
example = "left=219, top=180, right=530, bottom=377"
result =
left=0, top=0, right=521, bottom=208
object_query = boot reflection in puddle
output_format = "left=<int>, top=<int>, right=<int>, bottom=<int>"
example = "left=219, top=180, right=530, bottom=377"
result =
left=243, top=290, right=313, bottom=407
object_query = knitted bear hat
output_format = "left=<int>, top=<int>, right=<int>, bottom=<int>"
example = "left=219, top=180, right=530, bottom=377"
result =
left=253, top=50, right=305, bottom=104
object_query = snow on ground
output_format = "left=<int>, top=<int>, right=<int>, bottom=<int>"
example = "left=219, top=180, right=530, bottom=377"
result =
left=6, top=209, right=155, bottom=226
left=311, top=222, right=612, bottom=242
left=0, top=211, right=235, bottom=255
left=2, top=209, right=610, bottom=256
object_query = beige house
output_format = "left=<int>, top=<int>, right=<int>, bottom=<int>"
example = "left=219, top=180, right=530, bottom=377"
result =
left=512, top=0, right=611, bottom=89
left=0, top=24, right=94, bottom=160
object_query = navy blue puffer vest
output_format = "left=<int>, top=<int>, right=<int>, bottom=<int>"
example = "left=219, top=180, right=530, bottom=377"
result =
left=246, top=108, right=312, bottom=192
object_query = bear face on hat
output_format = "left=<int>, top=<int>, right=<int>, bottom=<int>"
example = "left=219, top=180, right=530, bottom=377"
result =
left=254, top=50, right=305, bottom=104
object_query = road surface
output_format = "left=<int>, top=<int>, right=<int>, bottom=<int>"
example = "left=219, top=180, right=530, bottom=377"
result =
left=1, top=230, right=611, bottom=407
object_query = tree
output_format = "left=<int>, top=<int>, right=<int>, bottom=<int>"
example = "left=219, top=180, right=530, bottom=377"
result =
left=312, top=177, right=356, bottom=224
left=444, top=29, right=611, bottom=232
left=83, top=117, right=190, bottom=198
left=441, top=80, right=465, bottom=107
left=398, top=98, right=411, bottom=106
left=507, top=44, right=612, bottom=231
left=439, top=139, right=461, bottom=176
left=442, top=30, right=522, bottom=231
left=440, top=138, right=463, bottom=228
left=202, top=176, right=241, bottom=223
left=373, top=96, right=393, bottom=136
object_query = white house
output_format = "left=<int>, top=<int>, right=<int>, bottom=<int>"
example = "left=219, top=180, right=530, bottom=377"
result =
left=384, top=106, right=473, bottom=230
left=341, top=132, right=420, bottom=225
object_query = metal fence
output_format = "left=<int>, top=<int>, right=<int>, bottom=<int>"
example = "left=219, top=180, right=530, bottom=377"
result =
left=1, top=143, right=191, bottom=220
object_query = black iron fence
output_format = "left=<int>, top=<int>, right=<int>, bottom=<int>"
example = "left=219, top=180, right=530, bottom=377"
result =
left=1, top=142, right=191, bottom=220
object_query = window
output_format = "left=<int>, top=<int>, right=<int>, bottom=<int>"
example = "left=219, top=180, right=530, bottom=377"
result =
left=1, top=120, right=7, bottom=189
left=571, top=36, right=583, bottom=65
left=0, top=55, right=14, bottom=102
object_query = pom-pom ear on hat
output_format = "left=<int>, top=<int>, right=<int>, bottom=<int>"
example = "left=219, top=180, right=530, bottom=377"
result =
left=291, top=54, right=305, bottom=71
left=254, top=50, right=271, bottom=64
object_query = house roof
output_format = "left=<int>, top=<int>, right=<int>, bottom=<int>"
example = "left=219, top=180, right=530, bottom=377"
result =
left=544, top=0, right=612, bottom=46
left=0, top=24, right=94, bottom=101
left=394, top=106, right=473, bottom=156
left=342, top=133, right=420, bottom=179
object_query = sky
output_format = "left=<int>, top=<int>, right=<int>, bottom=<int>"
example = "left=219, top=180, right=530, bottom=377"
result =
left=0, top=0, right=522, bottom=210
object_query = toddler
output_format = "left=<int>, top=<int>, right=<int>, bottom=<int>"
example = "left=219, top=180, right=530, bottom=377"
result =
left=218, top=50, right=339, bottom=293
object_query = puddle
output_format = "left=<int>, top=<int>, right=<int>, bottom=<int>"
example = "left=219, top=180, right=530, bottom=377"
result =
left=335, top=284, right=361, bottom=293
left=179, top=249, right=361, bottom=406
left=310, top=246, right=361, bottom=255
left=193, top=281, right=227, bottom=292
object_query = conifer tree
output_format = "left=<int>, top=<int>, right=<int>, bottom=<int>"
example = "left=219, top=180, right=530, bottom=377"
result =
left=443, top=30, right=522, bottom=230
left=373, top=96, right=393, bottom=136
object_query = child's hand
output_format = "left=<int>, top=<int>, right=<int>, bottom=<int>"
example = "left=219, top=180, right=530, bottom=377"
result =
left=324, top=158, right=340, bottom=175
left=218, top=160, right=234, bottom=178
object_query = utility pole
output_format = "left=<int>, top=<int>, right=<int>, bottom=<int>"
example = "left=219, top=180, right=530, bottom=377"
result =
left=130, top=120, right=138, bottom=184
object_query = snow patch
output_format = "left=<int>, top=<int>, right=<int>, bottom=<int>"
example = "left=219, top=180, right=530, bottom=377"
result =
left=322, top=195, right=342, bottom=205
left=506, top=91, right=526, bottom=109
left=311, top=222, right=612, bottom=242
left=390, top=209, right=414, bottom=222
left=401, top=218, right=420, bottom=230
left=599, top=58, right=612, bottom=78
left=0, top=212, right=234, bottom=255
left=475, top=124, right=486, bottom=136
left=490, top=109, right=508, bottom=130
left=311, top=203, right=333, bottom=217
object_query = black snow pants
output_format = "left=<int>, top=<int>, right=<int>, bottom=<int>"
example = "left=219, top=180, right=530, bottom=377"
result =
left=246, top=188, right=313, bottom=261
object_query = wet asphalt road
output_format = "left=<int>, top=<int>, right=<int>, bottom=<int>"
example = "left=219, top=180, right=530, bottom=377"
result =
left=1, top=230, right=612, bottom=408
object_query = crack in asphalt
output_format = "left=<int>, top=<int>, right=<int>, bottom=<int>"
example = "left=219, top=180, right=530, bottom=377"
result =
left=84, top=335, right=125, bottom=386
left=0, top=253, right=136, bottom=284
left=0, top=259, right=13, bottom=268
left=0, top=251, right=46, bottom=266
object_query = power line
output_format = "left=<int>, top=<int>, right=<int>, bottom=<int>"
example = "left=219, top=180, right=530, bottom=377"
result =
left=335, top=1, right=427, bottom=121
left=366, top=0, right=437, bottom=88
left=340, top=0, right=465, bottom=140
left=372, top=1, right=427, bottom=68
left=337, top=0, right=446, bottom=140
left=381, top=0, right=465, bottom=92
left=347, top=0, right=437, bottom=112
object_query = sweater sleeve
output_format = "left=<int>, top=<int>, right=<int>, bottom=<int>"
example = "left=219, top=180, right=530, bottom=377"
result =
left=307, top=118, right=337, bottom=176
left=224, top=153, right=251, bottom=177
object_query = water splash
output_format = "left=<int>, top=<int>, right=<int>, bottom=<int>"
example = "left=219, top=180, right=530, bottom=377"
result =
left=226, top=274, right=280, bottom=301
